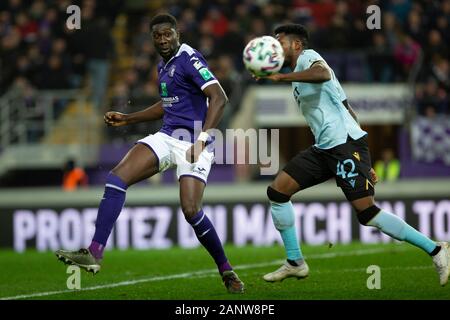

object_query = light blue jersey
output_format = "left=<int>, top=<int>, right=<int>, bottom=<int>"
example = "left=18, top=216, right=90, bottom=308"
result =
left=292, top=49, right=366, bottom=149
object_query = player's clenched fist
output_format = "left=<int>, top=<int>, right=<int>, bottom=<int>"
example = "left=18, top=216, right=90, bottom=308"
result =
left=369, top=168, right=379, bottom=185
left=186, top=140, right=205, bottom=163
left=104, top=111, right=129, bottom=126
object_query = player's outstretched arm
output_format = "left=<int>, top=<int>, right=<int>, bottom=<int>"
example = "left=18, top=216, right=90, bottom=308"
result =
left=262, top=61, right=331, bottom=83
left=201, top=83, right=228, bottom=132
left=185, top=83, right=228, bottom=163
left=104, top=101, right=164, bottom=126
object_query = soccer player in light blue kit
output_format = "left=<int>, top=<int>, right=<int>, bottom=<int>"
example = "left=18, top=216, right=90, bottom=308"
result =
left=259, top=24, right=450, bottom=286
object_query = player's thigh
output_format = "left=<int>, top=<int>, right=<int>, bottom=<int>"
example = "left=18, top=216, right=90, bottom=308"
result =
left=179, top=176, right=206, bottom=218
left=351, top=195, right=376, bottom=213
left=111, top=143, right=159, bottom=186
left=271, top=171, right=301, bottom=196
left=277, top=146, right=333, bottom=196
left=330, top=135, right=376, bottom=202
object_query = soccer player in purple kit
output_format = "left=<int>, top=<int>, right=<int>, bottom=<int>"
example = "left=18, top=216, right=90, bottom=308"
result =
left=55, top=13, right=245, bottom=294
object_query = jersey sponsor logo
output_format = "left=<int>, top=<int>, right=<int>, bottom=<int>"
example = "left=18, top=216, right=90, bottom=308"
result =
left=199, top=68, right=213, bottom=81
left=161, top=96, right=179, bottom=107
left=168, top=65, right=176, bottom=77
left=161, top=96, right=179, bottom=103
left=352, top=152, right=360, bottom=161
left=160, top=82, right=168, bottom=97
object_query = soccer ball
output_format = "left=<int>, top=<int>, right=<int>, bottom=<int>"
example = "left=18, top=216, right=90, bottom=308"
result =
left=243, top=36, right=285, bottom=77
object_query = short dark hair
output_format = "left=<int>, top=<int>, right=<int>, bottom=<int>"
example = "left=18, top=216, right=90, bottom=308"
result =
left=150, top=13, right=177, bottom=30
left=274, top=24, right=309, bottom=48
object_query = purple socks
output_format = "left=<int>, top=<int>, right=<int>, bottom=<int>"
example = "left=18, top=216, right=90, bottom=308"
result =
left=88, top=174, right=232, bottom=274
left=89, top=173, right=128, bottom=260
left=187, top=209, right=232, bottom=274
left=88, top=241, right=104, bottom=260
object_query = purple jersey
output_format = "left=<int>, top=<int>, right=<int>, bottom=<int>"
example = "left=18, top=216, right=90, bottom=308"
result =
left=157, top=43, right=219, bottom=142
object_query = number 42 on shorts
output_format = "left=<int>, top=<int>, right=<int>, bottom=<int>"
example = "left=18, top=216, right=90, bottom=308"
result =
left=336, top=159, right=359, bottom=179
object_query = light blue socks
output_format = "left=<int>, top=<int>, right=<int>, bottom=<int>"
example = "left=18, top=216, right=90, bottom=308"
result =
left=367, top=210, right=437, bottom=254
left=270, top=201, right=303, bottom=261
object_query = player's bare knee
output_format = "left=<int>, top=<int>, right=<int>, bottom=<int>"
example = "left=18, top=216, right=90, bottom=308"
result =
left=110, top=168, right=130, bottom=185
left=356, top=205, right=381, bottom=226
left=267, top=186, right=291, bottom=203
left=181, top=201, right=200, bottom=219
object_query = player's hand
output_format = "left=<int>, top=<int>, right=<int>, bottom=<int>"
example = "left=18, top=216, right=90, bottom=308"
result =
left=253, top=73, right=284, bottom=82
left=186, top=140, right=205, bottom=163
left=369, top=168, right=378, bottom=185
left=104, top=111, right=129, bottom=127
left=264, top=73, right=284, bottom=81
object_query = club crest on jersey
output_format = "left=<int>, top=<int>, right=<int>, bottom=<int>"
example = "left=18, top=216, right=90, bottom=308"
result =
left=352, top=152, right=360, bottom=161
left=168, top=65, right=176, bottom=77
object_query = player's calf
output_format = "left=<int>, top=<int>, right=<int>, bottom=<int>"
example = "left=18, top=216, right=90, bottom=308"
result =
left=356, top=204, right=448, bottom=286
left=266, top=186, right=306, bottom=281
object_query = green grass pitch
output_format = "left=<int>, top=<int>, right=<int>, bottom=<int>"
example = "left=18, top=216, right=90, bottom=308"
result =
left=0, top=242, right=449, bottom=300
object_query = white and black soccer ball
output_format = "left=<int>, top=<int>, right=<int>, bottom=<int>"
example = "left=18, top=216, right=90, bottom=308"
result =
left=242, top=36, right=285, bottom=77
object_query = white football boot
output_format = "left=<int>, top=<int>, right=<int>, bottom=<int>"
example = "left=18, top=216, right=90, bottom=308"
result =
left=432, top=242, right=450, bottom=286
left=263, top=260, right=309, bottom=282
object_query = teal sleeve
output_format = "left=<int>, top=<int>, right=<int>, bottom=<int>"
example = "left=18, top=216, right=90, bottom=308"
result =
left=295, top=50, right=323, bottom=72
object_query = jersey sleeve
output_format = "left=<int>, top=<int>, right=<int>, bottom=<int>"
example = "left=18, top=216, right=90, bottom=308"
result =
left=295, top=50, right=324, bottom=72
left=182, top=53, right=219, bottom=91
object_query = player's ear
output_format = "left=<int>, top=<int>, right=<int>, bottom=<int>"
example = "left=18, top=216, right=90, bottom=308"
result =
left=293, top=38, right=302, bottom=51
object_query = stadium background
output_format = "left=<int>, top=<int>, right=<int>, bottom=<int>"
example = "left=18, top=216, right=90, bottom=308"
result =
left=0, top=0, right=449, bottom=300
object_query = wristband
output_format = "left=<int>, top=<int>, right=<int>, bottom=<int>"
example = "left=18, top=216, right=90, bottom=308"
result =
left=197, top=131, right=210, bottom=142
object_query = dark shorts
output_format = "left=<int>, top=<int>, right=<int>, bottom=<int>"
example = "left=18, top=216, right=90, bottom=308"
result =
left=283, top=135, right=375, bottom=201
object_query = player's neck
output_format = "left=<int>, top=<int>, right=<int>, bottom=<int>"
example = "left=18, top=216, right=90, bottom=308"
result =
left=291, top=51, right=301, bottom=70
left=162, top=44, right=181, bottom=63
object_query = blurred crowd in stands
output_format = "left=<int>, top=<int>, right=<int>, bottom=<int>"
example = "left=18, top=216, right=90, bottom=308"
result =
left=0, top=0, right=119, bottom=110
left=0, top=0, right=448, bottom=127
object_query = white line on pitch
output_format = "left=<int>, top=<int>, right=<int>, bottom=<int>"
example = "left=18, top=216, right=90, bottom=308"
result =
left=0, top=246, right=411, bottom=300
left=238, top=265, right=432, bottom=277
